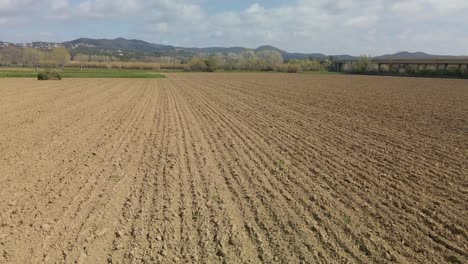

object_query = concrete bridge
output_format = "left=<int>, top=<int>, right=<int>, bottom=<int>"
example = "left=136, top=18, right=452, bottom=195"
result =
left=331, top=58, right=468, bottom=72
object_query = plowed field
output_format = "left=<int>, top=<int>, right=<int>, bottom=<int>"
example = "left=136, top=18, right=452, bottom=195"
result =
left=0, top=74, right=466, bottom=263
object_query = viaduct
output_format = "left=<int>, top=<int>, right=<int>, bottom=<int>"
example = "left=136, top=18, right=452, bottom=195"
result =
left=330, top=58, right=468, bottom=72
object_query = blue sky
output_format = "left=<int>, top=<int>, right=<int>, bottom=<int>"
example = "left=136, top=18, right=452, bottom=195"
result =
left=1, top=0, right=467, bottom=55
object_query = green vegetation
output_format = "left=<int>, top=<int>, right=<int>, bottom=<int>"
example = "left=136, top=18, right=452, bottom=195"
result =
left=274, top=160, right=286, bottom=170
left=0, top=45, right=183, bottom=71
left=0, top=67, right=165, bottom=78
left=184, top=50, right=330, bottom=73
left=300, top=70, right=342, bottom=75
left=1, top=45, right=331, bottom=74
left=343, top=215, right=352, bottom=226
left=38, top=69, right=62, bottom=80
left=2, top=42, right=466, bottom=78
left=342, top=56, right=468, bottom=79
left=446, top=255, right=462, bottom=264
left=0, top=46, right=71, bottom=69
left=343, top=56, right=376, bottom=73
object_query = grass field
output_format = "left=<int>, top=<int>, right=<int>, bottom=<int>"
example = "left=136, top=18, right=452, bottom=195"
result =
left=0, top=67, right=166, bottom=78
left=0, top=73, right=466, bottom=263
left=299, top=70, right=342, bottom=75
left=0, top=67, right=341, bottom=78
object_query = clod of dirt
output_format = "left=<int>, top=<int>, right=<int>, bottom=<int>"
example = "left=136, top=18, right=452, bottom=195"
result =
left=446, top=255, right=462, bottom=264
left=96, top=228, right=108, bottom=237
left=76, top=252, right=87, bottom=264
left=115, top=230, right=124, bottom=238
left=359, top=243, right=372, bottom=256
left=217, top=248, right=226, bottom=257
left=42, top=224, right=51, bottom=232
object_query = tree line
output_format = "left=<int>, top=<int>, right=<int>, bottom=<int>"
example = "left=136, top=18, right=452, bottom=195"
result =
left=186, top=50, right=329, bottom=73
left=343, top=56, right=468, bottom=78
left=0, top=46, right=70, bottom=69
left=0, top=46, right=329, bottom=73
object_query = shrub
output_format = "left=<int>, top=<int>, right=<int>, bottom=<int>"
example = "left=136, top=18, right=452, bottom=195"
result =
left=287, top=64, right=300, bottom=73
left=273, top=63, right=300, bottom=73
left=273, top=64, right=288, bottom=72
left=289, top=59, right=326, bottom=71
left=344, top=56, right=378, bottom=73
left=205, top=56, right=220, bottom=72
left=187, top=57, right=207, bottom=71
left=38, top=69, right=62, bottom=80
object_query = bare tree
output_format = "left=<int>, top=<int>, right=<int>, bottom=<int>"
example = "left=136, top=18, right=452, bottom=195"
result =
left=49, top=47, right=71, bottom=68
left=0, top=46, right=22, bottom=65
left=21, top=48, right=44, bottom=71
left=256, top=50, right=283, bottom=66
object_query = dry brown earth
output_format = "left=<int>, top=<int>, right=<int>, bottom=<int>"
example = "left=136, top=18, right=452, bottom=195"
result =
left=0, top=73, right=466, bottom=263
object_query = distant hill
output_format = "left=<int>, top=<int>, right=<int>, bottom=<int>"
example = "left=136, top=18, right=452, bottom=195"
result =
left=331, top=55, right=358, bottom=60
left=373, top=51, right=458, bottom=60
left=60, top=38, right=341, bottom=60
left=184, top=46, right=250, bottom=55
left=254, top=45, right=328, bottom=60
left=62, top=38, right=174, bottom=53
left=0, top=41, right=16, bottom=47
left=5, top=38, right=463, bottom=62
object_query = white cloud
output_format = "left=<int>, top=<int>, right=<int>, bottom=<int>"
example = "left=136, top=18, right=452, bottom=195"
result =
left=0, top=0, right=33, bottom=15
left=154, top=22, right=169, bottom=33
left=0, top=0, right=467, bottom=55
left=391, top=1, right=425, bottom=13
left=76, top=0, right=140, bottom=18
left=0, top=17, right=9, bottom=25
left=50, top=0, right=69, bottom=10
left=427, top=0, right=468, bottom=13
left=246, top=3, right=264, bottom=14
left=345, top=15, right=378, bottom=28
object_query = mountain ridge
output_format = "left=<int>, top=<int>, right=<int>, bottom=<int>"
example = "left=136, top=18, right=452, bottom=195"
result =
left=2, top=38, right=466, bottom=60
left=373, top=51, right=460, bottom=60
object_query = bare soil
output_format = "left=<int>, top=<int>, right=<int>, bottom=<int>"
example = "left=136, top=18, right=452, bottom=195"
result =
left=0, top=74, right=466, bottom=263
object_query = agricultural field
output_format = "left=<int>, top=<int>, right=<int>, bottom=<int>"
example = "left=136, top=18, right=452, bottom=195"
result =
left=0, top=67, right=166, bottom=78
left=0, top=73, right=466, bottom=263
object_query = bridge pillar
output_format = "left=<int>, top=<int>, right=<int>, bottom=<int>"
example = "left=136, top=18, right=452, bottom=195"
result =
left=332, top=62, right=344, bottom=72
left=336, top=63, right=342, bottom=72
left=444, top=64, right=448, bottom=71
left=398, top=64, right=403, bottom=72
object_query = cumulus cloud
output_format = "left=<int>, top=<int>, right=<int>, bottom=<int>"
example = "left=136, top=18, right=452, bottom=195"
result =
left=391, top=1, right=425, bottom=13
left=0, top=0, right=466, bottom=55
left=76, top=0, right=140, bottom=18
left=0, top=0, right=34, bottom=15
left=344, top=15, right=378, bottom=28
left=427, top=0, right=468, bottom=13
